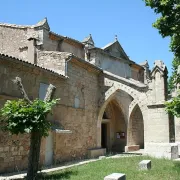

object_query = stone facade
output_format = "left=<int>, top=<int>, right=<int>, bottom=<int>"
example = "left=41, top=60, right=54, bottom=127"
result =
left=0, top=18, right=179, bottom=174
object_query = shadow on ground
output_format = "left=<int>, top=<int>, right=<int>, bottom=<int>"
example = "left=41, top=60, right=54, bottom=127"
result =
left=14, top=170, right=78, bottom=180
left=38, top=170, right=78, bottom=180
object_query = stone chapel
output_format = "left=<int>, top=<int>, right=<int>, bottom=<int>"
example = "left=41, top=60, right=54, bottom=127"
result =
left=0, top=18, right=179, bottom=173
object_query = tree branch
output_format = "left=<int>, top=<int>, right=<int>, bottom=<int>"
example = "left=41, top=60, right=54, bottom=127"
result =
left=44, top=84, right=56, bottom=102
left=13, top=77, right=32, bottom=103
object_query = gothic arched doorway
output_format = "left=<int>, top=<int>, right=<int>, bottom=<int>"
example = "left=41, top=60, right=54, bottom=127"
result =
left=101, top=100, right=127, bottom=152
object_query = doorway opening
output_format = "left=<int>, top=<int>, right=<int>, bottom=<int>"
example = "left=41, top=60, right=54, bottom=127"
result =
left=101, top=123, right=108, bottom=149
left=101, top=100, right=126, bottom=153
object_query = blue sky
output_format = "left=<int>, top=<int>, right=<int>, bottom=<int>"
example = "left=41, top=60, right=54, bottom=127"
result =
left=0, top=0, right=173, bottom=75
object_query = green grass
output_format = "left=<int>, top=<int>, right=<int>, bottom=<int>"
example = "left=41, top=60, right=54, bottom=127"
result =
left=37, top=156, right=180, bottom=180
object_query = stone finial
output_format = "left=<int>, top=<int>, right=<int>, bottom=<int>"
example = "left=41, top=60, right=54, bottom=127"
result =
left=154, top=60, right=166, bottom=71
left=34, top=17, right=50, bottom=31
left=140, top=60, right=149, bottom=68
left=82, top=34, right=94, bottom=46
left=139, top=60, right=150, bottom=84
left=151, top=60, right=168, bottom=78
left=115, top=35, right=118, bottom=41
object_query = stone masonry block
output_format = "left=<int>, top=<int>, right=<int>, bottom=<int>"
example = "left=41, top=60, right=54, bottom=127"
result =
left=125, top=145, right=140, bottom=152
left=171, top=144, right=179, bottom=159
left=99, top=156, right=106, bottom=160
left=145, top=143, right=179, bottom=159
left=139, top=160, right=151, bottom=170
left=104, top=173, right=126, bottom=180
left=88, top=148, right=106, bottom=158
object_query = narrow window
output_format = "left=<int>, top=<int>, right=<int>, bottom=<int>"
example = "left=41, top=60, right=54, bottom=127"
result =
left=39, top=83, right=49, bottom=100
left=74, top=96, right=80, bottom=108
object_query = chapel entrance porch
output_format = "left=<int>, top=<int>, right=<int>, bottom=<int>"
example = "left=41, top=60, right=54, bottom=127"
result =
left=101, top=100, right=127, bottom=153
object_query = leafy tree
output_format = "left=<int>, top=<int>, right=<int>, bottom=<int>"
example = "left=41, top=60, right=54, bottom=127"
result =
left=0, top=77, right=59, bottom=180
left=144, top=0, right=180, bottom=56
left=166, top=93, right=180, bottom=117
left=143, top=0, right=180, bottom=116
left=1, top=99, right=57, bottom=135
left=168, top=57, right=180, bottom=91
left=143, top=0, right=180, bottom=91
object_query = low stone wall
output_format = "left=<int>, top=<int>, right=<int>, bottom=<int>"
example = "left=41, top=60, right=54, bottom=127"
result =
left=145, top=143, right=179, bottom=159
left=125, top=145, right=140, bottom=152
left=0, top=133, right=30, bottom=174
left=88, top=148, right=106, bottom=158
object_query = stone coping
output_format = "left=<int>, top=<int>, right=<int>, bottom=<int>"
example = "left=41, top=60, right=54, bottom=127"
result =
left=52, top=129, right=72, bottom=134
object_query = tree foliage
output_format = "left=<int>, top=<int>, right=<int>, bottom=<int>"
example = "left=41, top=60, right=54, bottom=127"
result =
left=0, top=99, right=59, bottom=137
left=144, top=0, right=180, bottom=117
left=168, top=57, right=180, bottom=91
left=144, top=0, right=180, bottom=56
left=166, top=92, right=180, bottom=117
left=144, top=0, right=180, bottom=91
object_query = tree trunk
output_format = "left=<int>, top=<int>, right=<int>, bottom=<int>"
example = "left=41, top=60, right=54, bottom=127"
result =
left=26, top=132, right=42, bottom=180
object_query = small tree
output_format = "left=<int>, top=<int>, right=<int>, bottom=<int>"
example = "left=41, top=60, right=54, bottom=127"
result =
left=0, top=77, right=59, bottom=180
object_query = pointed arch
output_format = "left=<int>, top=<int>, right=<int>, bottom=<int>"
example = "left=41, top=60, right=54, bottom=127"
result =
left=127, top=104, right=144, bottom=149
left=97, top=81, right=148, bottom=148
left=99, top=98, right=127, bottom=152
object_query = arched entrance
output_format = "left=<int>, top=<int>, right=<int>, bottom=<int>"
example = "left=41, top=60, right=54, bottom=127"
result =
left=101, top=99, right=127, bottom=152
left=127, top=104, right=144, bottom=150
left=97, top=82, right=148, bottom=153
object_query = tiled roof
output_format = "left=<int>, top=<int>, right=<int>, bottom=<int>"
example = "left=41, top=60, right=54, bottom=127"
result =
left=0, top=53, right=67, bottom=79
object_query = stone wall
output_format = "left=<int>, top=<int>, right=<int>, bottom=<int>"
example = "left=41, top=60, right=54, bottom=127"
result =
left=131, top=67, right=139, bottom=81
left=0, top=132, right=30, bottom=174
left=43, top=30, right=85, bottom=59
left=0, top=26, right=28, bottom=60
left=0, top=97, right=30, bottom=174
left=0, top=56, right=100, bottom=173
left=60, top=42, right=84, bottom=59
left=0, top=25, right=85, bottom=64
left=146, top=106, right=170, bottom=143
left=89, top=50, right=131, bottom=78
left=37, top=51, right=71, bottom=76
left=43, top=30, right=59, bottom=51
left=53, top=61, right=100, bottom=163
left=0, top=57, right=66, bottom=173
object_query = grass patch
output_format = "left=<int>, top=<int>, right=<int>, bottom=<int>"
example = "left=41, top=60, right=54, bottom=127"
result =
left=34, top=156, right=180, bottom=179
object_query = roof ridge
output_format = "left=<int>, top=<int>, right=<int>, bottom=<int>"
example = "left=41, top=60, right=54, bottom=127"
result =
left=0, top=18, right=49, bottom=29
left=0, top=22, right=31, bottom=29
